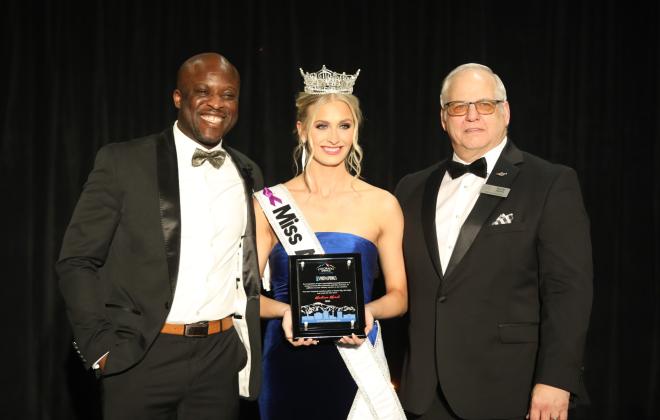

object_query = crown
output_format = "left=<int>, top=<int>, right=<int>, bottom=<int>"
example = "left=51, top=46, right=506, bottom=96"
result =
left=299, top=65, right=361, bottom=94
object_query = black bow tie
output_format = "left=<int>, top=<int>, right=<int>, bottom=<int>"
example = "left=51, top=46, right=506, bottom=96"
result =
left=191, top=148, right=227, bottom=169
left=447, top=157, right=487, bottom=179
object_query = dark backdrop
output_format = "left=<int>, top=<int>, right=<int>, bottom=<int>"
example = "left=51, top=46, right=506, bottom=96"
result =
left=2, top=1, right=658, bottom=419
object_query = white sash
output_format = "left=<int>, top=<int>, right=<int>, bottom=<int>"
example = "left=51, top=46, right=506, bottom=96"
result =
left=255, top=184, right=405, bottom=419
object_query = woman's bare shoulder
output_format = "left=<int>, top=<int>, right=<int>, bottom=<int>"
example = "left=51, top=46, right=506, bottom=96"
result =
left=353, top=179, right=394, bottom=197
left=353, top=180, right=400, bottom=210
left=280, top=176, right=307, bottom=193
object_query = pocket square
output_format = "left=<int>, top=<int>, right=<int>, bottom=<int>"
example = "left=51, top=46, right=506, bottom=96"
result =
left=492, top=213, right=514, bottom=225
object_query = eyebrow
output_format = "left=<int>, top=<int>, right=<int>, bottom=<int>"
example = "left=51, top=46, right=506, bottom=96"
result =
left=314, top=118, right=353, bottom=123
left=447, top=98, right=497, bottom=103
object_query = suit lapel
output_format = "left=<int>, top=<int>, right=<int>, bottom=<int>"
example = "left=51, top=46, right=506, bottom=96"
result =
left=422, top=162, right=447, bottom=282
left=225, top=147, right=256, bottom=242
left=225, top=147, right=256, bottom=197
left=225, top=147, right=261, bottom=298
left=157, top=129, right=181, bottom=295
left=443, top=142, right=523, bottom=283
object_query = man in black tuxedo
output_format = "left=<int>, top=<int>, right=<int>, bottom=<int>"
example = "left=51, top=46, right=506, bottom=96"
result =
left=395, top=63, right=592, bottom=420
left=56, top=52, right=262, bottom=419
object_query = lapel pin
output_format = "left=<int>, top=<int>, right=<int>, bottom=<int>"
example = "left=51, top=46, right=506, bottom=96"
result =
left=496, top=172, right=507, bottom=177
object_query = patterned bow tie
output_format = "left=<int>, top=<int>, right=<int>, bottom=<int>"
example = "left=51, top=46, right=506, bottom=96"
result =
left=191, top=148, right=227, bottom=169
left=447, top=157, right=487, bottom=179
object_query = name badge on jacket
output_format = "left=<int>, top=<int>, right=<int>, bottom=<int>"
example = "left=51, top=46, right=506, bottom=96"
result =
left=480, top=184, right=510, bottom=198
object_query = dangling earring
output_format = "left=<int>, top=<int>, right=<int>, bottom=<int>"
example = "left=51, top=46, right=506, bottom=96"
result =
left=301, top=142, right=308, bottom=171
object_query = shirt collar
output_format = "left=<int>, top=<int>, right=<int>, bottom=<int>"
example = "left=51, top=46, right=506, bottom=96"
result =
left=172, top=121, right=225, bottom=160
left=452, top=137, right=507, bottom=177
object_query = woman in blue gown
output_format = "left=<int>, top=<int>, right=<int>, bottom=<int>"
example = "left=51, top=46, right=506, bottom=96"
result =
left=254, top=66, right=408, bottom=420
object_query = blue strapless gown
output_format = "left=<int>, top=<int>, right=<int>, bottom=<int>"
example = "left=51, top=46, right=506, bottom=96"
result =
left=258, top=232, right=379, bottom=420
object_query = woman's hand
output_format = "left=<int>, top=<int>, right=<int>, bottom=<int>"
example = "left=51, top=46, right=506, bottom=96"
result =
left=337, top=307, right=374, bottom=346
left=282, top=307, right=318, bottom=346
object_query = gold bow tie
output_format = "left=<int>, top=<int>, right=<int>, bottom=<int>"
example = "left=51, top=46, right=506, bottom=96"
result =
left=191, top=148, right=227, bottom=169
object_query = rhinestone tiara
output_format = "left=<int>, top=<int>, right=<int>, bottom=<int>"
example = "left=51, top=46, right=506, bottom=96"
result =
left=299, top=65, right=361, bottom=94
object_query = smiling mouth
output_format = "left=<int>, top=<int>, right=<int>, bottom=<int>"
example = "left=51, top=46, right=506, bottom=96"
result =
left=321, top=146, right=342, bottom=154
left=200, top=114, right=225, bottom=125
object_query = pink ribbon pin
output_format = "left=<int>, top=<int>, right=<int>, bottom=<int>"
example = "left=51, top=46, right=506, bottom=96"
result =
left=262, top=187, right=282, bottom=206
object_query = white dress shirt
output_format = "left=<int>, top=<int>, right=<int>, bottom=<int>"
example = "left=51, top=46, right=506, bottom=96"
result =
left=435, top=138, right=507, bottom=274
left=166, top=121, right=247, bottom=324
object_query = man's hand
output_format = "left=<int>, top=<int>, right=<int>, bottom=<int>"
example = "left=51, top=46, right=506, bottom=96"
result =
left=527, top=383, right=570, bottom=420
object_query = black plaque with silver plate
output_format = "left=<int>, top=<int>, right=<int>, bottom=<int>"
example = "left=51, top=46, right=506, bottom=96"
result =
left=288, top=253, right=366, bottom=340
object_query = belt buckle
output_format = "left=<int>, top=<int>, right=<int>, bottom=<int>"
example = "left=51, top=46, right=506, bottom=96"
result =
left=184, top=321, right=209, bottom=337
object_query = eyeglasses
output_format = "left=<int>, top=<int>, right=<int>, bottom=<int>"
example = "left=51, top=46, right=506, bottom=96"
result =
left=443, top=100, right=504, bottom=116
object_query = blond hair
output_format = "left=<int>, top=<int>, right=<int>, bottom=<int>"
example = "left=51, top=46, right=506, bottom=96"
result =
left=293, top=92, right=364, bottom=184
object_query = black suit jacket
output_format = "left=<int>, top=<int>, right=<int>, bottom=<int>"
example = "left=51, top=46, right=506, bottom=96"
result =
left=395, top=141, right=592, bottom=418
left=56, top=127, right=263, bottom=399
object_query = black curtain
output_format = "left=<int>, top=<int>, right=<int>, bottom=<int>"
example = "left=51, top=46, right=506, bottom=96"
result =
left=3, top=1, right=658, bottom=419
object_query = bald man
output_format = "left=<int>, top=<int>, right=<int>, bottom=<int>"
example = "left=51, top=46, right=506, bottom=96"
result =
left=57, top=53, right=263, bottom=419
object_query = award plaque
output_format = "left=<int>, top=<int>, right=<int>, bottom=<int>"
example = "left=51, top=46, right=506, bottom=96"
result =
left=288, top=253, right=366, bottom=340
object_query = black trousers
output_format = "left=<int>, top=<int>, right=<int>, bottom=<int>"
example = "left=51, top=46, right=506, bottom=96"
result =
left=407, top=385, right=526, bottom=420
left=102, top=327, right=247, bottom=420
